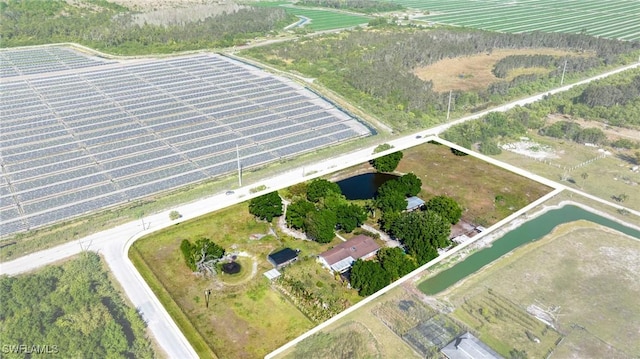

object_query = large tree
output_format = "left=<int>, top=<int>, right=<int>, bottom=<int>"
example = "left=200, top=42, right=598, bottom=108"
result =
left=249, top=191, right=283, bottom=221
left=377, top=247, right=417, bottom=281
left=304, top=209, right=337, bottom=243
left=180, top=237, right=225, bottom=275
left=397, top=173, right=422, bottom=197
left=335, top=203, right=367, bottom=233
left=350, top=259, right=390, bottom=296
left=307, top=179, right=342, bottom=202
left=426, top=195, right=463, bottom=224
left=375, top=183, right=407, bottom=213
left=390, top=211, right=450, bottom=264
left=286, top=199, right=315, bottom=229
left=371, top=151, right=403, bottom=172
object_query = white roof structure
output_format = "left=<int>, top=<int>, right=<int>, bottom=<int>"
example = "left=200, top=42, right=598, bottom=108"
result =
left=263, top=268, right=281, bottom=281
left=330, top=256, right=356, bottom=273
left=441, top=332, right=503, bottom=359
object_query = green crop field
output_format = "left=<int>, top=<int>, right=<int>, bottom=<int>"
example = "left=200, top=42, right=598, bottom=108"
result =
left=391, top=0, right=640, bottom=41
left=253, top=1, right=371, bottom=31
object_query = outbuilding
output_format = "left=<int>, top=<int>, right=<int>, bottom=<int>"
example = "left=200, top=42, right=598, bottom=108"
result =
left=267, top=248, right=299, bottom=269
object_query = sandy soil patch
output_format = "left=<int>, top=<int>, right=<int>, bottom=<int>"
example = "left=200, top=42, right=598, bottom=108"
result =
left=501, top=139, right=559, bottom=159
left=413, top=48, right=592, bottom=92
left=546, top=114, right=640, bottom=139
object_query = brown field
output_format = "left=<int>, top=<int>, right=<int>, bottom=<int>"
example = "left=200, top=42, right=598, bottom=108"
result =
left=396, top=142, right=551, bottom=226
left=413, top=48, right=592, bottom=92
left=442, top=221, right=640, bottom=358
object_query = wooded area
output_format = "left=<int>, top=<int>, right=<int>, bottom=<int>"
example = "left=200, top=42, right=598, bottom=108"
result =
left=444, top=69, right=640, bottom=155
left=244, top=28, right=640, bottom=131
left=0, top=0, right=293, bottom=54
left=0, top=253, right=155, bottom=359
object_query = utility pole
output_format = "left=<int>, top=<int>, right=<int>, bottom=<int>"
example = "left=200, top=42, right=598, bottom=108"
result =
left=560, top=59, right=567, bottom=86
left=446, top=90, right=452, bottom=120
left=236, top=144, right=242, bottom=187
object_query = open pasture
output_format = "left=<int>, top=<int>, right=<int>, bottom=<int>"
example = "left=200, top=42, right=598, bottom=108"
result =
left=254, top=2, right=371, bottom=31
left=395, top=0, right=640, bottom=41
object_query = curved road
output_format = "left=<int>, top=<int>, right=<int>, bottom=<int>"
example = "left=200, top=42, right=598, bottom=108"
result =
left=1, top=61, right=639, bottom=358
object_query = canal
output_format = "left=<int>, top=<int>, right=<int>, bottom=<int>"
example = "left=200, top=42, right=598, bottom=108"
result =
left=419, top=204, right=640, bottom=295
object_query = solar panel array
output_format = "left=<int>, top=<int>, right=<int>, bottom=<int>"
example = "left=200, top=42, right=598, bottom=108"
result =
left=0, top=48, right=371, bottom=237
left=0, top=47, right=112, bottom=78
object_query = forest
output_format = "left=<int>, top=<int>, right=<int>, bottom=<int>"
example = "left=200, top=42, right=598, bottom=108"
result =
left=243, top=28, right=640, bottom=131
left=0, top=0, right=294, bottom=54
left=444, top=68, right=640, bottom=156
left=0, top=253, right=155, bottom=359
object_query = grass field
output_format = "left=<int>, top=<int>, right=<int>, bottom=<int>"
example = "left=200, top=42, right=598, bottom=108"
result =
left=130, top=201, right=363, bottom=358
left=495, top=131, right=640, bottom=212
left=441, top=220, right=640, bottom=358
left=253, top=1, right=371, bottom=31
left=392, top=0, right=640, bottom=41
left=395, top=142, right=551, bottom=227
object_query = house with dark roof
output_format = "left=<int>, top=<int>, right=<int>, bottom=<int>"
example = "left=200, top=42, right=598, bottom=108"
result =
left=441, top=332, right=503, bottom=359
left=268, top=248, right=298, bottom=269
left=318, top=235, right=381, bottom=273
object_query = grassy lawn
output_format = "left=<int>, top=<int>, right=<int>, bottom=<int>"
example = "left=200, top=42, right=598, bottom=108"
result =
left=495, top=132, right=640, bottom=211
left=396, top=141, right=551, bottom=227
left=131, top=201, right=363, bottom=358
left=441, top=220, right=640, bottom=358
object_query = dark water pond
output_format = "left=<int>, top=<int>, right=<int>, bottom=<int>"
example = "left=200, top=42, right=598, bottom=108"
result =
left=419, top=205, right=640, bottom=295
left=336, top=172, right=399, bottom=200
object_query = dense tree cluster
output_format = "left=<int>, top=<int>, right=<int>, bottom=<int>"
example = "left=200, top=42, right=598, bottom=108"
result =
left=180, top=237, right=225, bottom=274
left=388, top=211, right=450, bottom=264
left=350, top=247, right=416, bottom=296
left=245, top=29, right=640, bottom=131
left=538, top=121, right=606, bottom=144
left=375, top=173, right=422, bottom=213
left=371, top=151, right=403, bottom=172
left=0, top=0, right=293, bottom=54
left=249, top=191, right=283, bottom=221
left=285, top=179, right=367, bottom=243
left=492, top=54, right=602, bottom=79
left=0, top=253, right=154, bottom=358
left=425, top=195, right=463, bottom=225
left=296, top=0, right=404, bottom=13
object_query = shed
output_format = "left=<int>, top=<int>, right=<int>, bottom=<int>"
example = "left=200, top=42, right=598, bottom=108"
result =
left=264, top=269, right=281, bottom=281
left=406, top=196, right=425, bottom=211
left=268, top=248, right=298, bottom=269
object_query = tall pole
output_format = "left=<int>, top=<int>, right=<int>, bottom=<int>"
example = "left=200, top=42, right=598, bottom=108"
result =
left=236, top=144, right=242, bottom=187
left=560, top=59, right=567, bottom=86
left=446, top=90, right=452, bottom=120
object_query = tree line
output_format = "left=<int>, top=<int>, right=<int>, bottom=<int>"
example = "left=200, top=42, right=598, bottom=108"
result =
left=0, top=0, right=293, bottom=54
left=444, top=69, right=640, bottom=156
left=244, top=28, right=640, bottom=131
left=0, top=253, right=155, bottom=359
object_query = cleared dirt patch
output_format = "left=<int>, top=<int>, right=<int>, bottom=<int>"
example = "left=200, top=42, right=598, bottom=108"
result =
left=413, top=48, right=592, bottom=92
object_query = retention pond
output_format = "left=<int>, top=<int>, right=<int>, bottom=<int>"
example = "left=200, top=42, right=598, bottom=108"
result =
left=419, top=204, right=640, bottom=295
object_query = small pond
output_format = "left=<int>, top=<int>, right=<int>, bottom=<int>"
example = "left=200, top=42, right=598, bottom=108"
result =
left=336, top=172, right=399, bottom=200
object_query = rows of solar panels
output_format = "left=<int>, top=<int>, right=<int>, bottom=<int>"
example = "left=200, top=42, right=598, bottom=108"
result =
left=0, top=47, right=112, bottom=78
left=0, top=48, right=371, bottom=237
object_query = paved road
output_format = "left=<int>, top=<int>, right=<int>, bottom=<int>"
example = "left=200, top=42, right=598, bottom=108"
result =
left=1, top=61, right=639, bottom=358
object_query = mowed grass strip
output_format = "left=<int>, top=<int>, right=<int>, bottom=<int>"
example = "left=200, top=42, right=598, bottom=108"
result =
left=444, top=221, right=640, bottom=357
